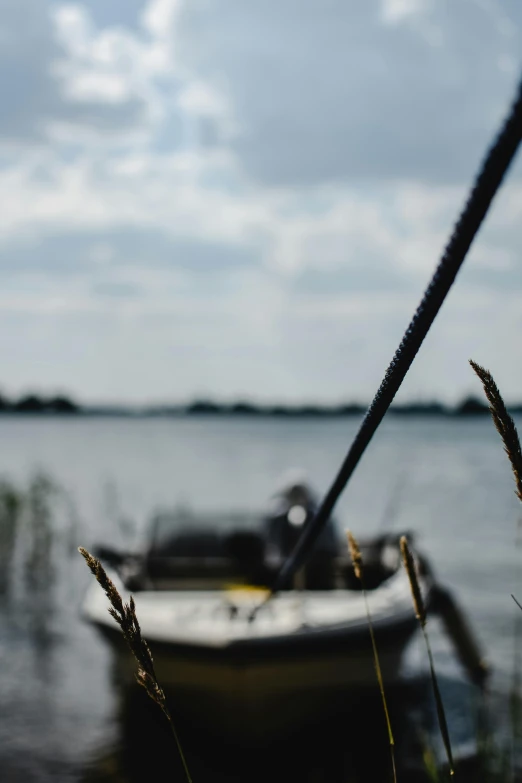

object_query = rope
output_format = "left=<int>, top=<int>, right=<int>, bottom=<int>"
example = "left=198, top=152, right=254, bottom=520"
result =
left=271, top=74, right=522, bottom=595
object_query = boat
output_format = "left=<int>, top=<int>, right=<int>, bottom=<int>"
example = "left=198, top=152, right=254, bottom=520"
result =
left=82, top=475, right=486, bottom=740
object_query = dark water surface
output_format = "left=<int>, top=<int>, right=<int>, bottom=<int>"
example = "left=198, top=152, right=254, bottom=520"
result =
left=0, top=414, right=521, bottom=781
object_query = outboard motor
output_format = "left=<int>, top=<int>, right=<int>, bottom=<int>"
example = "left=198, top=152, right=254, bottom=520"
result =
left=263, top=471, right=341, bottom=590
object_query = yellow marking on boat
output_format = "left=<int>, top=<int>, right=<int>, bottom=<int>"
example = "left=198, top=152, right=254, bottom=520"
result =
left=224, top=584, right=270, bottom=597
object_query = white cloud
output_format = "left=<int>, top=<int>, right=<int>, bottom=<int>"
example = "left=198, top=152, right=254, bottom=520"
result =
left=380, top=0, right=429, bottom=25
left=174, top=0, right=521, bottom=186
left=62, top=72, right=132, bottom=103
left=0, top=0, right=520, bottom=402
left=141, top=0, right=180, bottom=42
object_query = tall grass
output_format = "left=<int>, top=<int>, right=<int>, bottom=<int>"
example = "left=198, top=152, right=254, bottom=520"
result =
left=400, top=535, right=454, bottom=776
left=78, top=547, right=193, bottom=783
left=469, top=360, right=522, bottom=503
left=347, top=530, right=397, bottom=783
left=471, top=359, right=522, bottom=781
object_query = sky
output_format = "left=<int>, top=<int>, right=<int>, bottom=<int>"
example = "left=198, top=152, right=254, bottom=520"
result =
left=1, top=0, right=522, bottom=405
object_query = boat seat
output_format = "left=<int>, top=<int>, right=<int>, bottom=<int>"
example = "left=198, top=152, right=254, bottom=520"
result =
left=144, top=555, right=248, bottom=589
left=143, top=528, right=271, bottom=590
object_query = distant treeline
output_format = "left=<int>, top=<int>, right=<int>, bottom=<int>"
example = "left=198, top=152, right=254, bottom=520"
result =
left=175, top=397, right=521, bottom=417
left=0, top=394, right=79, bottom=414
left=1, top=393, right=522, bottom=417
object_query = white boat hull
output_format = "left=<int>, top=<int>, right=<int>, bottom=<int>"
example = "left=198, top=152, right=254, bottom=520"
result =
left=84, top=569, right=422, bottom=737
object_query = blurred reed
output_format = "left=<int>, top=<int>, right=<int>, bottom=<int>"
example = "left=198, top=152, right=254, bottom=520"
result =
left=400, top=535, right=454, bottom=776
left=347, top=530, right=397, bottom=783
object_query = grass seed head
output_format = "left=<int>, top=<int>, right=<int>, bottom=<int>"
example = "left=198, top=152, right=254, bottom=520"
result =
left=78, top=547, right=160, bottom=692
left=347, top=530, right=363, bottom=581
left=470, top=359, right=522, bottom=503
left=79, top=553, right=198, bottom=782
left=400, top=536, right=426, bottom=627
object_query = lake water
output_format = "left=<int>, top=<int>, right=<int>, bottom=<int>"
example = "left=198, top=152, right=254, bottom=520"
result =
left=0, top=414, right=521, bottom=781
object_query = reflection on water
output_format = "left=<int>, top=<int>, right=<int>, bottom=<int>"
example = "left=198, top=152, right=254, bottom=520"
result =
left=80, top=676, right=493, bottom=783
left=0, top=416, right=522, bottom=780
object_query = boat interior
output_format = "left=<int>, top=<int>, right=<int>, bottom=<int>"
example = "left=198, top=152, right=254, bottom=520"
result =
left=95, top=509, right=409, bottom=594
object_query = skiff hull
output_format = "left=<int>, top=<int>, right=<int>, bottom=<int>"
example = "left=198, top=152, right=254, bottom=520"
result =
left=83, top=571, right=422, bottom=738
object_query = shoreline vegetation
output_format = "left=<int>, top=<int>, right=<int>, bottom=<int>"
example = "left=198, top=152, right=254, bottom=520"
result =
left=1, top=392, right=522, bottom=418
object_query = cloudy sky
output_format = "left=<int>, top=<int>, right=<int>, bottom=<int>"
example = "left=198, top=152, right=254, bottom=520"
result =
left=1, top=0, right=522, bottom=405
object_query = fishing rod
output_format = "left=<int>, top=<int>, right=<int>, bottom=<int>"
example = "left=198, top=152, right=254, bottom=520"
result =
left=266, top=73, right=522, bottom=599
left=378, top=458, right=410, bottom=533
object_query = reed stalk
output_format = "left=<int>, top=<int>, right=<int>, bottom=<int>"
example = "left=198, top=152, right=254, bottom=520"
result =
left=471, top=362, right=522, bottom=781
left=347, top=531, right=397, bottom=783
left=469, top=360, right=522, bottom=503
left=400, top=536, right=454, bottom=776
left=78, top=547, right=193, bottom=783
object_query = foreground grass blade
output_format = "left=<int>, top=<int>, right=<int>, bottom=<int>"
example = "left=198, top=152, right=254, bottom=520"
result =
left=79, top=547, right=193, bottom=783
left=347, top=531, right=397, bottom=783
left=470, top=360, right=522, bottom=503
left=400, top=536, right=454, bottom=776
left=472, top=363, right=522, bottom=781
